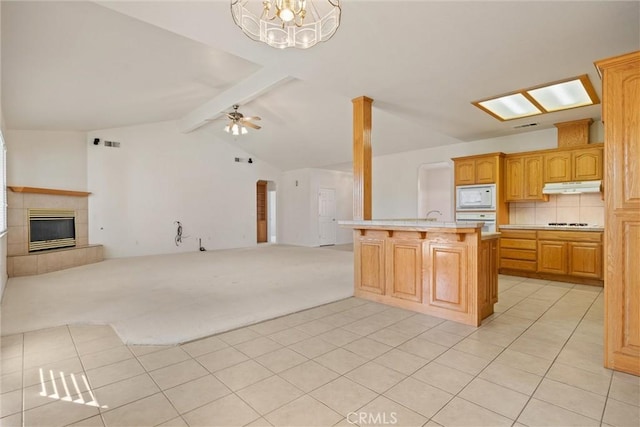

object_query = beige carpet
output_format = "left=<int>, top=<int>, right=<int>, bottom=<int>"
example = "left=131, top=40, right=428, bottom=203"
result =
left=0, top=245, right=354, bottom=345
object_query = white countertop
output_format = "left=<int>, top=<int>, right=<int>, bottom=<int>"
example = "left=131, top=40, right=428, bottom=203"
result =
left=500, top=224, right=604, bottom=232
left=339, top=220, right=501, bottom=240
left=339, top=219, right=485, bottom=228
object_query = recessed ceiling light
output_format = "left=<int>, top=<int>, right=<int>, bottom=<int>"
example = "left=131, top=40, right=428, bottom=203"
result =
left=477, top=93, right=541, bottom=121
left=472, top=74, right=599, bottom=121
left=527, top=76, right=597, bottom=112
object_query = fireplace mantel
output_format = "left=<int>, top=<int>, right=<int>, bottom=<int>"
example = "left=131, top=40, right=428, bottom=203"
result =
left=8, top=186, right=91, bottom=197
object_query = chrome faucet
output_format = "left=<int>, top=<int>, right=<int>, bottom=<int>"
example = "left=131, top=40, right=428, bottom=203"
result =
left=426, top=210, right=442, bottom=220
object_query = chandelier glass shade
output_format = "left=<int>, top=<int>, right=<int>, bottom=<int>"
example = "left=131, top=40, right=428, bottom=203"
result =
left=231, top=0, right=341, bottom=49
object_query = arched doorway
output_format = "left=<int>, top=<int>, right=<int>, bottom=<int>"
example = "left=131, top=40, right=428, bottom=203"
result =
left=256, top=180, right=277, bottom=243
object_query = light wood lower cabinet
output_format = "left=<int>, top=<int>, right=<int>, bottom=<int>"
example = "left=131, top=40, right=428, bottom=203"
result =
left=386, top=233, right=422, bottom=302
left=355, top=230, right=386, bottom=295
left=500, top=230, right=537, bottom=272
left=351, top=227, right=498, bottom=326
left=500, top=229, right=603, bottom=285
left=568, top=242, right=602, bottom=278
left=424, top=239, right=468, bottom=313
left=479, top=237, right=498, bottom=319
left=538, top=231, right=602, bottom=279
left=537, top=241, right=568, bottom=274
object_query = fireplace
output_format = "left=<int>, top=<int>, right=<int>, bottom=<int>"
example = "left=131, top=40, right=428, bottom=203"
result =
left=28, top=209, right=76, bottom=252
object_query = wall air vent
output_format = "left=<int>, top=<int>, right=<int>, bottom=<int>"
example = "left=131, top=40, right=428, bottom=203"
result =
left=513, top=123, right=539, bottom=129
left=104, top=140, right=121, bottom=148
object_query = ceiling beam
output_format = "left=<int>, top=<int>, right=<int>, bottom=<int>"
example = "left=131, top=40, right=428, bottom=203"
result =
left=178, top=67, right=292, bottom=133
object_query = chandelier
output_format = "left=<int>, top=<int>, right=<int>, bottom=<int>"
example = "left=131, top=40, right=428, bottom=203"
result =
left=231, top=0, right=341, bottom=49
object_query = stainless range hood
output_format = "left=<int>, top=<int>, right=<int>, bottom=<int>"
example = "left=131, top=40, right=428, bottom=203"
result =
left=542, top=180, right=602, bottom=194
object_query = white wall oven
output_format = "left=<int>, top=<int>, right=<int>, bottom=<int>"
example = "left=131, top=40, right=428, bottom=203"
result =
left=456, top=184, right=496, bottom=211
left=455, top=212, right=497, bottom=233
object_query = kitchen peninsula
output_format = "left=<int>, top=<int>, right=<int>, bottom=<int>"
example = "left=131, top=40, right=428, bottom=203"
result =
left=340, top=220, right=499, bottom=327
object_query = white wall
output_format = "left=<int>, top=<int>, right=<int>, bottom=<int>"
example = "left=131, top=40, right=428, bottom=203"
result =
left=0, top=2, right=6, bottom=300
left=5, top=130, right=87, bottom=190
left=280, top=168, right=353, bottom=246
left=87, top=120, right=281, bottom=258
left=279, top=169, right=312, bottom=246
left=373, top=127, right=568, bottom=218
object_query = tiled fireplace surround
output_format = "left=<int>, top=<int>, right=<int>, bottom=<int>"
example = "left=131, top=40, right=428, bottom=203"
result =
left=6, top=189, right=103, bottom=277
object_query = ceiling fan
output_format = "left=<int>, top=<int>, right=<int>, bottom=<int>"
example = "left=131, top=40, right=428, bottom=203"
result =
left=224, top=104, right=261, bottom=136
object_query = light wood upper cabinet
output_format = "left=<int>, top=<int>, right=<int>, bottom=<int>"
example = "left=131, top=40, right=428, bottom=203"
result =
left=453, top=154, right=500, bottom=186
left=475, top=157, right=498, bottom=184
left=573, top=148, right=603, bottom=181
left=544, top=151, right=572, bottom=183
left=543, top=146, right=603, bottom=183
left=506, top=154, right=546, bottom=201
left=505, top=157, right=523, bottom=201
left=454, top=159, right=476, bottom=185
left=596, top=50, right=640, bottom=376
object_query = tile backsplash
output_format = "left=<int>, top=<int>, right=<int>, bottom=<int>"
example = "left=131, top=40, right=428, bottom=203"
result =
left=509, top=193, right=604, bottom=226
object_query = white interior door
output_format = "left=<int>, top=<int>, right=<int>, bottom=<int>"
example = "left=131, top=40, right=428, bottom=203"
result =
left=318, top=188, right=336, bottom=246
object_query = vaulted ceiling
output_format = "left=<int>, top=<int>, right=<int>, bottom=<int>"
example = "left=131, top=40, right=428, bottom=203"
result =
left=2, top=1, right=639, bottom=170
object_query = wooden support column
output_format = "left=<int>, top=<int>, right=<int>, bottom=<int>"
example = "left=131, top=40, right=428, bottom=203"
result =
left=352, top=96, right=373, bottom=220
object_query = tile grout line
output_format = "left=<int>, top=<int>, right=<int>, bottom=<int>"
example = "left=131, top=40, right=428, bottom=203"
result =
left=509, top=287, right=606, bottom=425
left=218, top=302, right=442, bottom=425
left=428, top=281, right=590, bottom=425
left=20, top=331, right=25, bottom=427
left=128, top=345, right=199, bottom=426
left=66, top=324, right=108, bottom=427
left=4, top=281, right=614, bottom=427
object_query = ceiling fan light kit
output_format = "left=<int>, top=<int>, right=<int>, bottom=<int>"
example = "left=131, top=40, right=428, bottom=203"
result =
left=231, top=0, right=341, bottom=49
left=224, top=104, right=261, bottom=136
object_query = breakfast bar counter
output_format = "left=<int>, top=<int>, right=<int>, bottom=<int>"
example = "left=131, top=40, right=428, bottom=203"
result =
left=340, top=220, right=499, bottom=326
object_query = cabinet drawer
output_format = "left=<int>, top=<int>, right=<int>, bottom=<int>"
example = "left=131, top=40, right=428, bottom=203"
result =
left=501, top=258, right=537, bottom=271
left=501, top=248, right=537, bottom=261
left=500, top=229, right=537, bottom=240
left=537, top=230, right=602, bottom=242
left=500, top=238, right=537, bottom=250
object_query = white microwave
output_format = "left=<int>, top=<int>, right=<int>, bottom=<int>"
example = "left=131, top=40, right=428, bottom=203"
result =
left=456, top=184, right=496, bottom=210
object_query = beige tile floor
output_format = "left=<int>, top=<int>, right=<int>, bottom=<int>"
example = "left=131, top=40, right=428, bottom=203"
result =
left=1, top=276, right=639, bottom=427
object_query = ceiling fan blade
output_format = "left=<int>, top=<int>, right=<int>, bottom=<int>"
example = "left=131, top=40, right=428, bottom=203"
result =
left=243, top=116, right=261, bottom=121
left=243, top=121, right=261, bottom=130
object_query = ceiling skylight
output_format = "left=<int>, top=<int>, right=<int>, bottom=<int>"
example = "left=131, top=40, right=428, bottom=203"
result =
left=472, top=74, right=599, bottom=121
